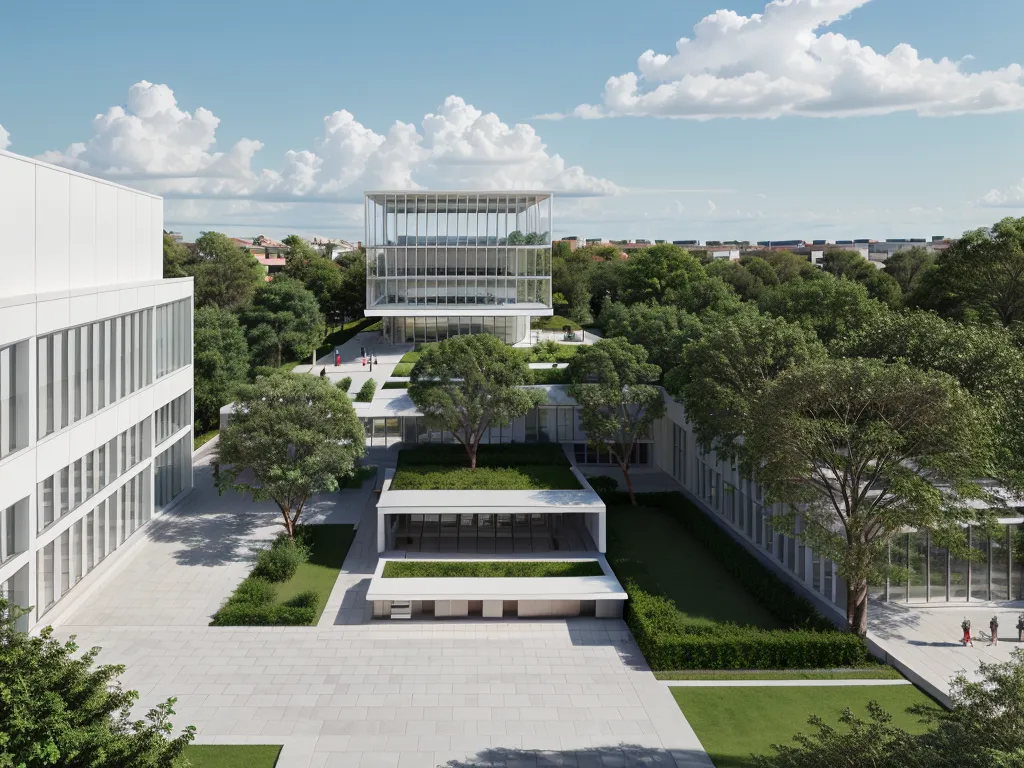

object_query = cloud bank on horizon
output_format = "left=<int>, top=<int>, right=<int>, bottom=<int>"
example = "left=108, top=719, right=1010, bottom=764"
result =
left=543, top=0, right=1024, bottom=121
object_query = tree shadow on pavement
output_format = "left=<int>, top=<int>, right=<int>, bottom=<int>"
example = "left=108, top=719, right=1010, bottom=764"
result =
left=867, top=599, right=924, bottom=640
left=437, top=743, right=713, bottom=768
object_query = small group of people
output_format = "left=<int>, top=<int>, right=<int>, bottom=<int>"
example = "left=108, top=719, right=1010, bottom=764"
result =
left=961, top=614, right=1024, bottom=647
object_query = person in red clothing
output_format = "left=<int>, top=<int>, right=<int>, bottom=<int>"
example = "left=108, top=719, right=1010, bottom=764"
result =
left=962, top=618, right=973, bottom=647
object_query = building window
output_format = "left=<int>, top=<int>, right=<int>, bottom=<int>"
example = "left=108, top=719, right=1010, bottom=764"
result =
left=155, top=299, right=192, bottom=379
left=155, top=433, right=191, bottom=511
left=155, top=390, right=192, bottom=445
left=0, top=341, right=28, bottom=459
left=0, top=497, right=28, bottom=564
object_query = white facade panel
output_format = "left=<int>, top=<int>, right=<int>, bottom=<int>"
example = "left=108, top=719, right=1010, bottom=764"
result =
left=68, top=175, right=98, bottom=289
left=117, top=188, right=135, bottom=283
left=95, top=184, right=119, bottom=286
left=0, top=154, right=36, bottom=298
left=34, top=166, right=71, bottom=295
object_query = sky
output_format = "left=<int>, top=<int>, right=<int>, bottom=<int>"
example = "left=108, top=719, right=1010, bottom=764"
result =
left=2, top=0, right=1024, bottom=243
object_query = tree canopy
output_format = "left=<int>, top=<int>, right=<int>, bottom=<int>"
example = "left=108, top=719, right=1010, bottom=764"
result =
left=282, top=235, right=344, bottom=320
left=567, top=337, right=665, bottom=504
left=215, top=373, right=365, bottom=537
left=0, top=599, right=195, bottom=767
left=883, top=245, right=935, bottom=295
left=758, top=275, right=884, bottom=346
left=193, top=306, right=250, bottom=432
left=241, top=276, right=325, bottom=367
left=188, top=232, right=265, bottom=312
left=408, top=334, right=543, bottom=468
left=161, top=232, right=189, bottom=279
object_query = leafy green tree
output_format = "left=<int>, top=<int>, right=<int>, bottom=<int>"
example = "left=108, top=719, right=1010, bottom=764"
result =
left=241, top=277, right=325, bottom=368
left=0, top=599, right=195, bottom=767
left=161, top=232, right=190, bottom=279
left=598, top=301, right=702, bottom=369
left=567, top=338, right=665, bottom=505
left=409, top=334, right=543, bottom=468
left=620, top=244, right=704, bottom=305
left=587, top=254, right=627, bottom=317
left=188, top=231, right=266, bottom=312
left=215, top=373, right=365, bottom=537
left=746, top=358, right=991, bottom=636
left=741, top=255, right=783, bottom=288
left=665, top=308, right=826, bottom=460
left=821, top=250, right=902, bottom=308
left=706, top=259, right=767, bottom=301
left=552, top=248, right=594, bottom=325
left=335, top=247, right=367, bottom=320
left=193, top=306, right=250, bottom=432
left=758, top=275, right=884, bottom=345
left=282, top=235, right=343, bottom=318
left=883, top=245, right=936, bottom=295
left=913, top=218, right=1024, bottom=327
left=756, top=250, right=819, bottom=283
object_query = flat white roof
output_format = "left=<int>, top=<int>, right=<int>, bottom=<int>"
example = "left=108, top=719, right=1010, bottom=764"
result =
left=366, top=554, right=627, bottom=602
left=355, top=385, right=577, bottom=418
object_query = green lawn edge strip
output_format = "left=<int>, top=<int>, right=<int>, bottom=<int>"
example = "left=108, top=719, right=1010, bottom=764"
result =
left=382, top=560, right=604, bottom=578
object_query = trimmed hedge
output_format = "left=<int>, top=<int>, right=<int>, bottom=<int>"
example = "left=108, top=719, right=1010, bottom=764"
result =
left=390, top=464, right=581, bottom=491
left=382, top=381, right=409, bottom=389
left=336, top=376, right=352, bottom=392
left=625, top=582, right=868, bottom=670
left=397, top=443, right=570, bottom=468
left=355, top=378, right=376, bottom=402
left=607, top=492, right=835, bottom=632
left=586, top=475, right=619, bottom=495
left=382, top=560, right=603, bottom=578
left=250, top=535, right=309, bottom=583
left=210, top=574, right=318, bottom=627
left=529, top=367, right=568, bottom=385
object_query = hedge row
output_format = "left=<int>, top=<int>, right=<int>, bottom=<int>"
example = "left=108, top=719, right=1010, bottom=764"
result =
left=625, top=582, right=869, bottom=670
left=606, top=491, right=835, bottom=632
left=396, top=443, right=570, bottom=468
left=382, top=560, right=603, bottom=578
left=529, top=368, right=568, bottom=385
left=390, top=464, right=581, bottom=491
left=355, top=378, right=376, bottom=402
left=210, top=579, right=318, bottom=626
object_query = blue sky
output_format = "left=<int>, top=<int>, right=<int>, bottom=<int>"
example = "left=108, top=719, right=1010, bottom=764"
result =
left=2, top=0, right=1024, bottom=242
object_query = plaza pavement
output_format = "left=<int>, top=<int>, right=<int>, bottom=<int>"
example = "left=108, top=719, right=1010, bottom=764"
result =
left=51, top=451, right=714, bottom=768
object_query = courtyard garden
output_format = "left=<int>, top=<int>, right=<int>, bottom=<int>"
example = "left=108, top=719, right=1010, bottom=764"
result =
left=211, top=524, right=355, bottom=626
left=382, top=560, right=604, bottom=578
left=389, top=443, right=581, bottom=491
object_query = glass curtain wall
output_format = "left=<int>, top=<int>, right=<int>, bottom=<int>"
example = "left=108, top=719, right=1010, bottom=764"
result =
left=155, top=390, right=192, bottom=445
left=155, top=299, right=192, bottom=379
left=0, top=341, right=29, bottom=458
left=155, top=434, right=191, bottom=511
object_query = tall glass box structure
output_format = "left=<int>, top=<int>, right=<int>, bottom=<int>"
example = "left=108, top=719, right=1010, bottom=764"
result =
left=365, top=192, right=553, bottom=345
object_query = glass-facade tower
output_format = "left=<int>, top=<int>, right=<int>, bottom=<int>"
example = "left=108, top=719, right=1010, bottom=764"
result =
left=365, top=192, right=553, bottom=344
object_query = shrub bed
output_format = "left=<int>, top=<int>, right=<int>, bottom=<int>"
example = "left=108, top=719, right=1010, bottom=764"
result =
left=390, top=465, right=581, bottom=491
left=397, top=443, right=570, bottom=468
left=531, top=315, right=582, bottom=331
left=337, top=464, right=377, bottom=490
left=336, top=376, right=352, bottom=392
left=529, top=367, right=569, bottom=385
left=382, top=560, right=604, bottom=578
left=382, top=381, right=409, bottom=389
left=355, top=378, right=376, bottom=402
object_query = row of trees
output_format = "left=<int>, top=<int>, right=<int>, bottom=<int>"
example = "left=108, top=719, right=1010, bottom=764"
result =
left=164, top=232, right=367, bottom=431
left=563, top=219, right=1024, bottom=637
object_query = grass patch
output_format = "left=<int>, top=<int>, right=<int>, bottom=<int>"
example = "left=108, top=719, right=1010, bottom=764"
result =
left=212, top=525, right=354, bottom=626
left=316, top=316, right=381, bottom=357
left=392, top=362, right=414, bottom=377
left=180, top=744, right=282, bottom=768
left=672, top=685, right=939, bottom=767
left=531, top=315, right=582, bottom=331
left=383, top=560, right=603, bottom=578
left=655, top=667, right=903, bottom=681
left=608, top=503, right=780, bottom=629
left=194, top=429, right=218, bottom=450
left=398, top=443, right=571, bottom=467
left=382, top=381, right=409, bottom=389
left=529, top=367, right=568, bottom=385
left=390, top=465, right=581, bottom=490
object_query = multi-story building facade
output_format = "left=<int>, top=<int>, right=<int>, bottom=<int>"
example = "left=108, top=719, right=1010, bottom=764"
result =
left=364, top=192, right=553, bottom=345
left=0, top=150, right=194, bottom=631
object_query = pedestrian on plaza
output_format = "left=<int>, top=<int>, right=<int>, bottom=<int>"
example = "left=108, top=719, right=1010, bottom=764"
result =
left=962, top=617, right=973, bottom=647
left=1016, top=614, right=1024, bottom=642
left=990, top=615, right=999, bottom=646
left=319, top=367, right=327, bottom=378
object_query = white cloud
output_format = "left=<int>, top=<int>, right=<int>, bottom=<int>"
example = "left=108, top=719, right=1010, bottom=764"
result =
left=981, top=182, right=1024, bottom=208
left=552, top=0, right=1024, bottom=120
left=0, top=124, right=9, bottom=150
left=37, top=83, right=618, bottom=203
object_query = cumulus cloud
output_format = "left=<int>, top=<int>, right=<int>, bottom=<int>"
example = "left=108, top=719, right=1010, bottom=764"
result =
left=552, top=0, right=1024, bottom=120
left=0, top=124, right=9, bottom=150
left=981, top=182, right=1024, bottom=208
left=37, top=82, right=618, bottom=202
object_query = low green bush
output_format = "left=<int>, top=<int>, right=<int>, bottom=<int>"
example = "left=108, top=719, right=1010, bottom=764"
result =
left=337, top=464, right=377, bottom=490
left=382, top=381, right=409, bottom=389
left=609, top=492, right=835, bottom=631
left=355, top=378, right=377, bottom=402
left=397, top=443, right=570, bottom=468
left=390, top=465, right=581, bottom=491
left=211, top=601, right=316, bottom=626
left=231, top=577, right=276, bottom=605
left=336, top=376, right=352, bottom=392
left=625, top=582, right=868, bottom=670
left=283, top=590, right=319, bottom=609
left=529, top=367, right=568, bottom=385
left=587, top=475, right=619, bottom=495
left=382, top=560, right=603, bottom=578
left=251, top=535, right=309, bottom=583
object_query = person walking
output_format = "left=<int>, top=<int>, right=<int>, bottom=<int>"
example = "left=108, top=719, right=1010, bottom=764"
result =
left=962, top=618, right=973, bottom=647
left=990, top=615, right=999, bottom=646
left=1016, top=614, right=1024, bottom=642
left=319, top=367, right=327, bottom=379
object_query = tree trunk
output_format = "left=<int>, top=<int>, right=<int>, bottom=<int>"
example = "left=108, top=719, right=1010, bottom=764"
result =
left=621, top=463, right=637, bottom=506
left=466, top=439, right=478, bottom=469
left=282, top=510, right=295, bottom=539
left=846, top=579, right=869, bottom=638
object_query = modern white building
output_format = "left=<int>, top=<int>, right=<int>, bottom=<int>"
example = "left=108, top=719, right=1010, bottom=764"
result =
left=364, top=192, right=553, bottom=345
left=0, top=150, right=194, bottom=631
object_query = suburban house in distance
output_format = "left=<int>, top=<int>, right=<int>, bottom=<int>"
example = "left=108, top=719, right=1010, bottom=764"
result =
left=363, top=192, right=553, bottom=345
left=0, top=150, right=195, bottom=632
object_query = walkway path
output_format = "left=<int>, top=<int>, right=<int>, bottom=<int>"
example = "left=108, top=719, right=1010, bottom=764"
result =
left=51, top=449, right=713, bottom=768
left=293, top=331, right=410, bottom=397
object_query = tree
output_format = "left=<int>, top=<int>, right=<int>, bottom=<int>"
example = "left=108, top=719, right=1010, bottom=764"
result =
left=620, top=244, right=704, bottom=305
left=193, top=306, right=250, bottom=432
left=282, top=235, right=343, bottom=319
left=215, top=373, right=365, bottom=537
left=821, top=250, right=902, bottom=308
left=883, top=245, right=936, bottom=295
left=335, top=247, right=367, bottom=320
left=567, top=338, right=665, bottom=505
left=552, top=248, right=594, bottom=325
left=240, top=277, right=325, bottom=368
left=408, top=334, right=543, bottom=468
left=746, top=358, right=991, bottom=636
left=598, top=301, right=703, bottom=369
left=0, top=598, right=195, bottom=767
left=188, top=231, right=265, bottom=312
left=706, top=259, right=767, bottom=301
left=758, top=275, right=884, bottom=346
left=162, top=232, right=189, bottom=278
left=665, top=308, right=826, bottom=460
left=755, top=250, right=819, bottom=283
left=587, top=253, right=627, bottom=318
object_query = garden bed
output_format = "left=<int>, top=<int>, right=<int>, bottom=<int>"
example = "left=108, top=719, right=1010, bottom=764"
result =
left=390, top=465, right=581, bottom=490
left=179, top=745, right=281, bottom=768
left=382, top=560, right=604, bottom=578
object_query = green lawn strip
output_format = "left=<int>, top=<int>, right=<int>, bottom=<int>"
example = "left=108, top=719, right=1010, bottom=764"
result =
left=392, top=362, right=414, bottom=376
left=655, top=667, right=903, bottom=681
left=193, top=429, right=218, bottom=450
left=672, top=685, right=939, bottom=768
left=382, top=381, right=409, bottom=389
left=390, top=464, right=581, bottom=490
left=531, top=315, right=582, bottom=331
left=607, top=504, right=781, bottom=629
left=398, top=443, right=570, bottom=467
left=316, top=316, right=381, bottom=358
left=272, top=525, right=355, bottom=624
left=179, top=744, right=282, bottom=768
left=383, top=560, right=603, bottom=578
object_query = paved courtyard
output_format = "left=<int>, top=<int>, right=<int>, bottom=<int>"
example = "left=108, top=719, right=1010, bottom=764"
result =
left=51, top=450, right=713, bottom=768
